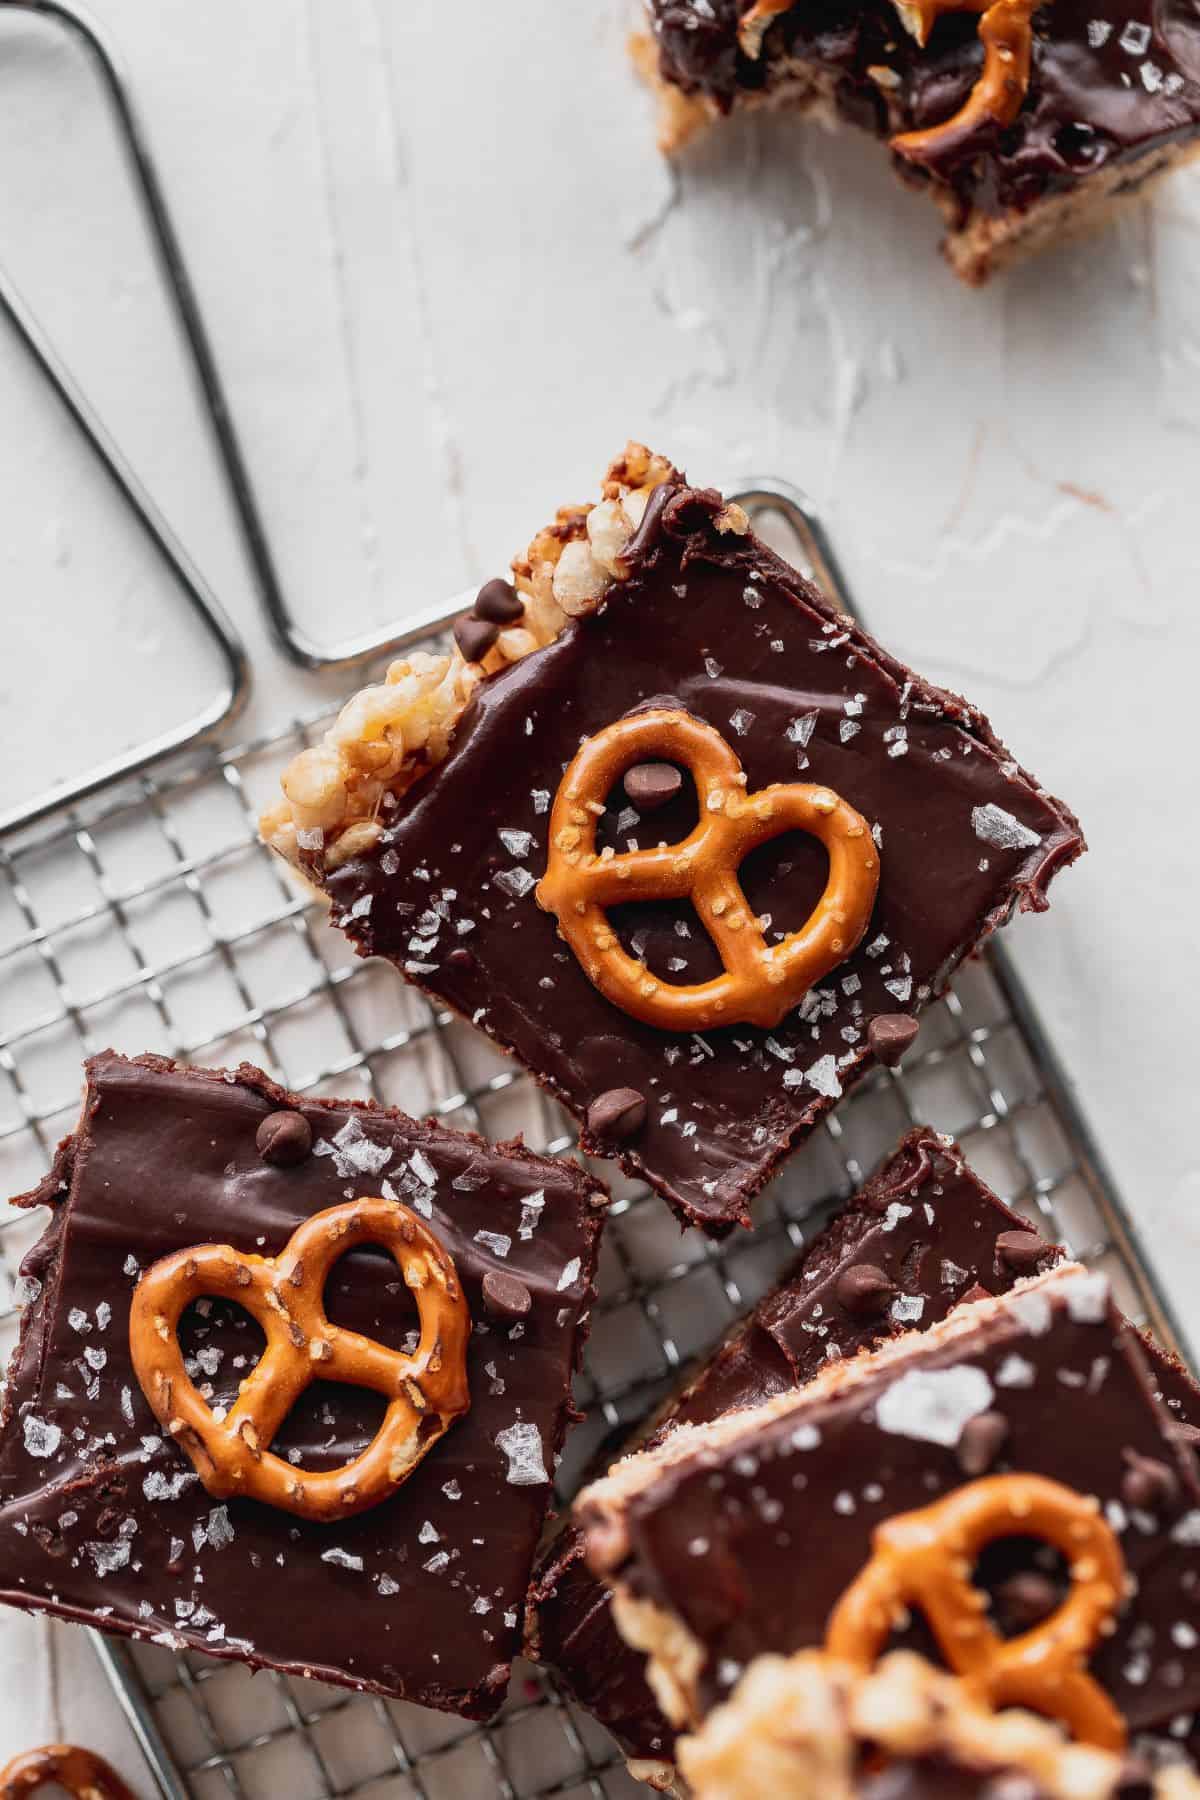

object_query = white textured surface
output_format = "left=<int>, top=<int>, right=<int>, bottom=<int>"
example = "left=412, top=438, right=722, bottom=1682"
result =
left=3, top=0, right=1200, bottom=1783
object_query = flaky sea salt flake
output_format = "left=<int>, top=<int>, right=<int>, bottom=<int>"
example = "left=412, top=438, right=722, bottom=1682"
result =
left=409, top=1149, right=437, bottom=1188
left=475, top=1230, right=512, bottom=1259
left=321, top=1547, right=364, bottom=1571
left=971, top=804, right=1040, bottom=852
left=314, top=1115, right=393, bottom=1180
left=494, top=867, right=536, bottom=900
left=876, top=1365, right=995, bottom=1446
left=206, top=1505, right=235, bottom=1551
left=22, top=1415, right=60, bottom=1459
left=1119, top=18, right=1151, bottom=52
left=804, top=1055, right=842, bottom=1099
left=496, top=1420, right=549, bottom=1485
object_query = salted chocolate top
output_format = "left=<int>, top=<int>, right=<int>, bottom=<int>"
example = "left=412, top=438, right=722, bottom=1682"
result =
left=322, top=481, right=1082, bottom=1234
left=0, top=1053, right=603, bottom=1720
left=577, top=1269, right=1200, bottom=1755
left=531, top=1129, right=1060, bottom=1762
left=648, top=0, right=1200, bottom=222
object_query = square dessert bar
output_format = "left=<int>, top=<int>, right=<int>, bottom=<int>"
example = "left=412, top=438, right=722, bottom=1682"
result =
left=576, top=1266, right=1200, bottom=1758
left=0, top=1052, right=604, bottom=1719
left=529, top=1126, right=1065, bottom=1776
left=637, top=1, right=1200, bottom=285
left=532, top=1127, right=1200, bottom=1782
left=262, top=446, right=1083, bottom=1237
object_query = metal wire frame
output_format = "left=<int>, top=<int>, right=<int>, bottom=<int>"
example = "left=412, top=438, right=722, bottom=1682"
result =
left=0, top=0, right=471, bottom=836
left=0, top=490, right=1192, bottom=1798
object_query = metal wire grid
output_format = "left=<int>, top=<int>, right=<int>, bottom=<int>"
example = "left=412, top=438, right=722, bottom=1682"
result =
left=0, top=543, right=1190, bottom=1800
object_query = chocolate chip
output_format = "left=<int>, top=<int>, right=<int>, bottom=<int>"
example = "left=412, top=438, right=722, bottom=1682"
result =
left=994, top=1570, right=1060, bottom=1631
left=1120, top=1448, right=1179, bottom=1514
left=473, top=577, right=523, bottom=624
left=453, top=614, right=500, bottom=663
left=867, top=1014, right=919, bottom=1067
left=256, top=1110, right=313, bottom=1167
left=994, top=1229, right=1052, bottom=1276
left=585, top=1087, right=647, bottom=1140
left=957, top=1411, right=1009, bottom=1476
left=834, top=1263, right=895, bottom=1319
left=481, top=1270, right=532, bottom=1321
left=960, top=1282, right=992, bottom=1306
left=446, top=946, right=474, bottom=970
left=624, top=762, right=683, bottom=812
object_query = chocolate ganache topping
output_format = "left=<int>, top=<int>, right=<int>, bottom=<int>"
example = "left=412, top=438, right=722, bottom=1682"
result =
left=649, top=0, right=1200, bottom=220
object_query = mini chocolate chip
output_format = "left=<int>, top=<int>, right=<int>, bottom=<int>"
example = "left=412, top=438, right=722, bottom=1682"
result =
left=995, top=1570, right=1060, bottom=1631
left=586, top=1087, right=647, bottom=1140
left=624, top=762, right=683, bottom=812
left=867, top=1014, right=919, bottom=1067
left=481, top=1269, right=532, bottom=1321
left=446, top=946, right=474, bottom=970
left=957, top=1411, right=1009, bottom=1477
left=994, top=1229, right=1052, bottom=1275
left=1120, top=1448, right=1179, bottom=1514
left=834, top=1263, right=895, bottom=1319
left=473, top=577, right=523, bottom=624
left=256, top=1110, right=313, bottom=1167
left=453, top=613, right=500, bottom=663
left=960, top=1282, right=992, bottom=1306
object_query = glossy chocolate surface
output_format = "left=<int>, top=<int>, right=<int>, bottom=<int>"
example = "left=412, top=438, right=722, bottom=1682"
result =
left=322, top=484, right=1082, bottom=1234
left=0, top=1053, right=603, bottom=1719
left=531, top=1128, right=1063, bottom=1761
left=649, top=0, right=1200, bottom=219
left=582, top=1272, right=1200, bottom=1755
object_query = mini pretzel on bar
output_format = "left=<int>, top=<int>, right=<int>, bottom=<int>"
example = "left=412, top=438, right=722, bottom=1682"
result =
left=535, top=708, right=879, bottom=1032
left=0, top=1743, right=136, bottom=1800
left=737, top=0, right=1037, bottom=165
left=890, top=0, right=1038, bottom=163
left=826, top=1473, right=1127, bottom=1749
left=130, top=1196, right=471, bottom=1523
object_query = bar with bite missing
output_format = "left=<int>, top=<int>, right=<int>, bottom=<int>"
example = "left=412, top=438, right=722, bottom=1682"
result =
left=0, top=1053, right=604, bottom=1719
left=635, top=0, right=1200, bottom=284
left=262, top=446, right=1083, bottom=1237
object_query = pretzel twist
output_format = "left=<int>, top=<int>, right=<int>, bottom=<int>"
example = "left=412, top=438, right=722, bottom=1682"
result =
left=736, top=0, right=1037, bottom=166
left=890, top=0, right=1037, bottom=164
left=825, top=1474, right=1127, bottom=1749
left=0, top=1744, right=136, bottom=1800
left=535, top=709, right=879, bottom=1032
left=130, top=1197, right=471, bottom=1523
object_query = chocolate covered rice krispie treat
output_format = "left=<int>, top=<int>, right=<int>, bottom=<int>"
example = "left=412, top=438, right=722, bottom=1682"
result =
left=262, top=446, right=1083, bottom=1237
left=576, top=1266, right=1200, bottom=1762
left=0, top=1053, right=605, bottom=1719
left=635, top=1, right=1200, bottom=283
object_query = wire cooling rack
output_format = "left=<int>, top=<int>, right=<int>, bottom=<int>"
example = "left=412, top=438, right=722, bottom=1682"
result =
left=0, top=491, right=1191, bottom=1800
